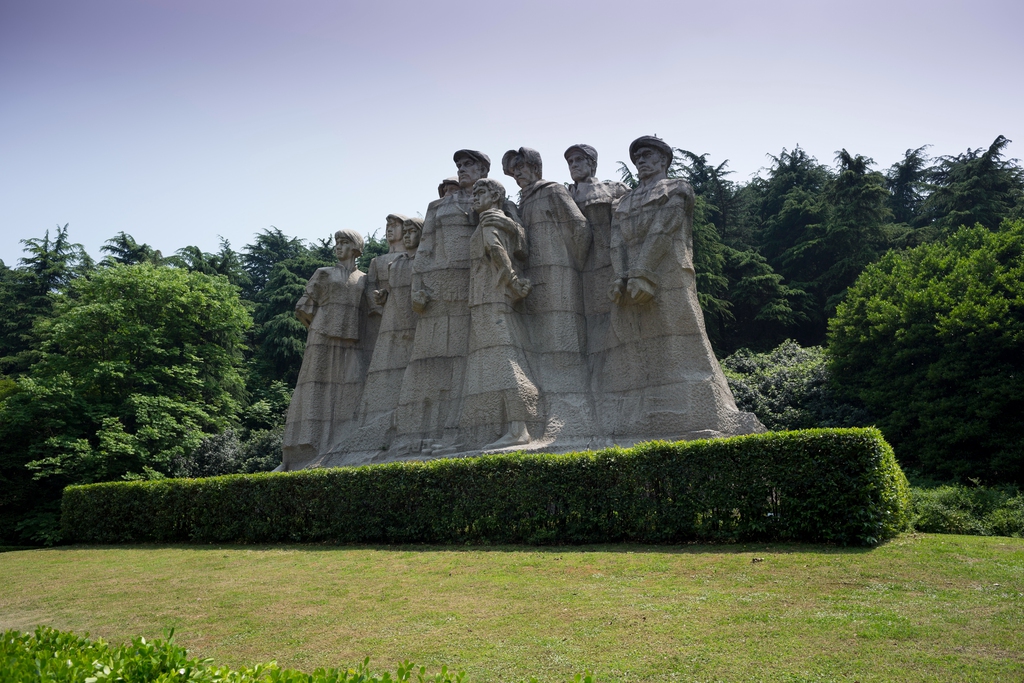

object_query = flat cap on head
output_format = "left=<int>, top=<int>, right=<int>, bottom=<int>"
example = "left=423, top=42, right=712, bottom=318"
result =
left=501, top=147, right=543, bottom=176
left=334, top=229, right=365, bottom=253
left=386, top=213, right=410, bottom=224
left=403, top=216, right=424, bottom=230
left=437, top=176, right=460, bottom=198
left=453, top=149, right=491, bottom=173
left=564, top=144, right=598, bottom=163
left=629, top=135, right=673, bottom=166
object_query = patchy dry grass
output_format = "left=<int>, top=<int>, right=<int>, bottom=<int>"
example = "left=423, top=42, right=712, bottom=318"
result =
left=1, top=534, right=1022, bottom=682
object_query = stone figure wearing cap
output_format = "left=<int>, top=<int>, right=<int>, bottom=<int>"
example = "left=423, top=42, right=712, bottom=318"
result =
left=350, top=217, right=424, bottom=453
left=563, top=144, right=630, bottom=374
left=437, top=177, right=460, bottom=199
left=282, top=229, right=372, bottom=470
left=502, top=147, right=597, bottom=447
left=601, top=135, right=764, bottom=441
left=367, top=213, right=409, bottom=319
left=459, top=177, right=539, bottom=449
left=393, top=149, right=522, bottom=455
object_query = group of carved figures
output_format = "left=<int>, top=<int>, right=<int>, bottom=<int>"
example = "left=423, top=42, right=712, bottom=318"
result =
left=281, top=136, right=763, bottom=470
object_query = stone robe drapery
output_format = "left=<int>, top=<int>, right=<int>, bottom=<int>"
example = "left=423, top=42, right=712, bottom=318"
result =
left=460, top=209, right=539, bottom=445
left=393, top=191, right=518, bottom=451
left=518, top=179, right=597, bottom=444
left=350, top=251, right=417, bottom=451
left=569, top=179, right=630, bottom=368
left=282, top=264, right=369, bottom=469
left=602, top=177, right=762, bottom=440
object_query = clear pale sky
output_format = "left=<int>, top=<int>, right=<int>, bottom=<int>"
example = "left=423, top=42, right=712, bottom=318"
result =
left=2, top=0, right=1021, bottom=266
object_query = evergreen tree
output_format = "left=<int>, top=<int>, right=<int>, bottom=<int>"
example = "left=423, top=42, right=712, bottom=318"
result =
left=922, top=135, right=1024, bottom=234
left=100, top=232, right=163, bottom=266
left=0, top=225, right=93, bottom=376
left=886, top=146, right=931, bottom=228
left=815, top=150, right=895, bottom=313
left=242, top=227, right=307, bottom=299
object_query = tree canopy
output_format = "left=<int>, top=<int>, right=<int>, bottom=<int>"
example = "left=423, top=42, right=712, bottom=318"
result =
left=828, top=219, right=1024, bottom=483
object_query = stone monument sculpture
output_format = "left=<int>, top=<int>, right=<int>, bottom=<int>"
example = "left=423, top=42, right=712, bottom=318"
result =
left=502, top=147, right=598, bottom=448
left=282, top=229, right=370, bottom=470
left=281, top=137, right=763, bottom=471
left=350, top=216, right=424, bottom=452
left=363, top=213, right=408, bottom=348
left=392, top=150, right=521, bottom=457
left=459, top=178, right=539, bottom=449
left=563, top=144, right=630, bottom=377
left=437, top=177, right=460, bottom=199
left=601, top=136, right=762, bottom=440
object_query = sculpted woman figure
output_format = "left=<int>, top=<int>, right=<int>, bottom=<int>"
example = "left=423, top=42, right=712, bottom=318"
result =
left=281, top=229, right=370, bottom=470
left=460, top=178, right=539, bottom=449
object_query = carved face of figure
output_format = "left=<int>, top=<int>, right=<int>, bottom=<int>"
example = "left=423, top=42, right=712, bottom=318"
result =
left=634, top=146, right=669, bottom=181
left=456, top=157, right=487, bottom=188
left=566, top=151, right=595, bottom=184
left=335, top=234, right=357, bottom=263
left=510, top=161, right=541, bottom=189
left=442, top=181, right=460, bottom=197
left=471, top=182, right=501, bottom=213
left=385, top=217, right=403, bottom=244
left=402, top=223, right=422, bottom=251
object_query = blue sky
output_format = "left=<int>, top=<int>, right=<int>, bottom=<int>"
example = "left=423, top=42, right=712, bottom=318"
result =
left=2, top=0, right=1022, bottom=265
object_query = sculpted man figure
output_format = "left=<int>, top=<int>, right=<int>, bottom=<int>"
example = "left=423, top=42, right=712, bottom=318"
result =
left=282, top=229, right=370, bottom=469
left=603, top=136, right=763, bottom=441
left=437, top=177, right=460, bottom=199
left=350, top=216, right=424, bottom=453
left=502, top=147, right=597, bottom=446
left=460, top=178, right=539, bottom=449
left=394, top=150, right=520, bottom=455
left=564, top=144, right=630, bottom=372
left=364, top=213, right=409, bottom=347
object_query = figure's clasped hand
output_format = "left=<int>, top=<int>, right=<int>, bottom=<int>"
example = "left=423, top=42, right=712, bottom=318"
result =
left=626, top=276, right=656, bottom=304
left=373, top=289, right=388, bottom=306
left=411, top=289, right=430, bottom=313
left=510, top=276, right=532, bottom=301
left=609, top=278, right=626, bottom=303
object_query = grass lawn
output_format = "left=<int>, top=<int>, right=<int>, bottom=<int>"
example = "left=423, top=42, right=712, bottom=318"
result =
left=1, top=533, right=1022, bottom=682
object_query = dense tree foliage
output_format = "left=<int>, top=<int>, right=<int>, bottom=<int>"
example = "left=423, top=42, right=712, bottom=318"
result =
left=0, top=264, right=251, bottom=542
left=722, top=341, right=871, bottom=432
left=829, top=219, right=1024, bottom=483
left=2, top=134, right=1022, bottom=542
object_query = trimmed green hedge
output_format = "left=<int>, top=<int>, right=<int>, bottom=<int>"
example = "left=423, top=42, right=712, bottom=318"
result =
left=62, top=428, right=910, bottom=546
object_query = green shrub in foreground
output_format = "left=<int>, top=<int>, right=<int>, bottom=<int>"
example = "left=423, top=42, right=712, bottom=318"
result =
left=62, top=428, right=910, bottom=547
left=912, top=484, right=1024, bottom=537
left=0, top=626, right=477, bottom=683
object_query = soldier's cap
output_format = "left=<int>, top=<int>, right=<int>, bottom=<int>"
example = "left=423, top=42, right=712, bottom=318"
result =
left=629, top=135, right=673, bottom=166
left=501, top=147, right=543, bottom=176
left=564, top=144, right=598, bottom=163
left=386, top=213, right=409, bottom=224
left=437, top=176, right=460, bottom=198
left=453, top=149, right=491, bottom=173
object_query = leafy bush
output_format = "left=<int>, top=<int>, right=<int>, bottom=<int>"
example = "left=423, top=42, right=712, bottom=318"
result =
left=911, top=484, right=1024, bottom=537
left=0, top=625, right=475, bottom=683
left=171, top=427, right=282, bottom=478
left=828, top=219, right=1024, bottom=483
left=63, top=429, right=910, bottom=547
left=722, top=340, right=872, bottom=431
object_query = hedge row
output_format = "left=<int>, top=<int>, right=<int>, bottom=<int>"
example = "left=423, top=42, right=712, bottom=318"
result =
left=62, top=428, right=910, bottom=546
